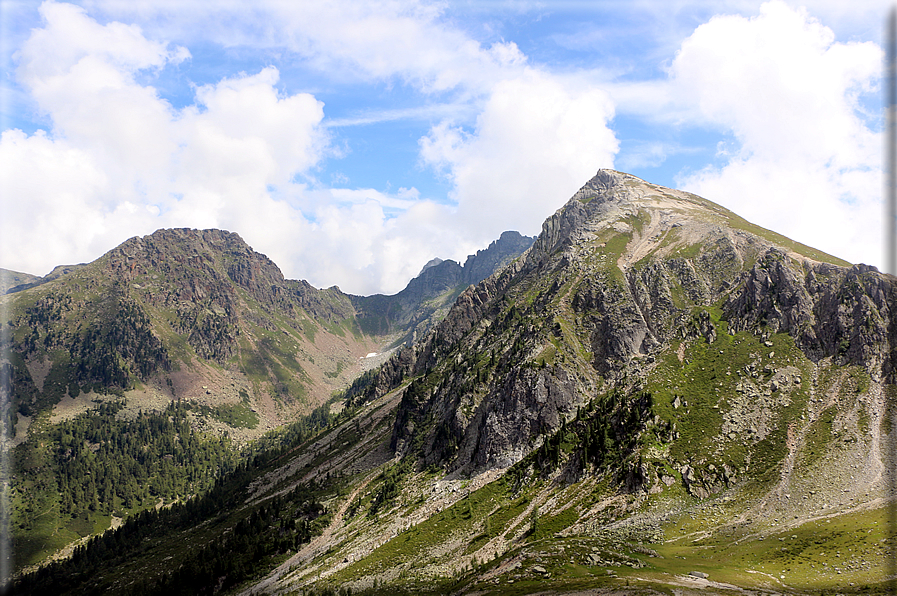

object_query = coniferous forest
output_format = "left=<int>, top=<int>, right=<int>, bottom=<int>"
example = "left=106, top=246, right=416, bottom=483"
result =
left=10, top=398, right=347, bottom=595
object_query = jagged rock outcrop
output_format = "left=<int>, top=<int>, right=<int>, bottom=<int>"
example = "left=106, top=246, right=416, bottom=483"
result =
left=366, top=169, right=897, bottom=475
left=725, top=252, right=897, bottom=381
left=460, top=231, right=535, bottom=285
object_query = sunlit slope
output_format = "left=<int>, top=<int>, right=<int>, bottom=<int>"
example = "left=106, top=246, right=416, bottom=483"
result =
left=9, top=171, right=896, bottom=594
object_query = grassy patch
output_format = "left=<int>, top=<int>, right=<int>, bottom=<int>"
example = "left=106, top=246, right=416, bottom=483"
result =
left=654, top=506, right=890, bottom=591
left=191, top=400, right=259, bottom=429
left=724, top=212, right=851, bottom=267
left=843, top=366, right=872, bottom=397
left=800, top=406, right=837, bottom=467
left=335, top=477, right=514, bottom=583
left=531, top=506, right=579, bottom=541
left=647, top=317, right=812, bottom=493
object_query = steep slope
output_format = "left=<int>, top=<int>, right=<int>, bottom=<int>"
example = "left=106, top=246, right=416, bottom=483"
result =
left=3, top=226, right=533, bottom=572
left=357, top=170, right=887, bottom=475
left=268, top=170, right=894, bottom=593
left=10, top=171, right=897, bottom=594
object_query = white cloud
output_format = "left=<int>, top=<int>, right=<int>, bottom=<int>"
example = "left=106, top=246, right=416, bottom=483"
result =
left=669, top=1, right=882, bottom=267
left=420, top=70, right=619, bottom=243
left=3, top=2, right=334, bottom=283
left=88, top=0, right=529, bottom=95
left=2, top=1, right=625, bottom=296
left=1, top=129, right=113, bottom=273
left=0, top=1, right=470, bottom=295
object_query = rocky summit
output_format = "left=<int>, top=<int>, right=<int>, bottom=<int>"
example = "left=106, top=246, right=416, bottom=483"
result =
left=8, top=170, right=897, bottom=595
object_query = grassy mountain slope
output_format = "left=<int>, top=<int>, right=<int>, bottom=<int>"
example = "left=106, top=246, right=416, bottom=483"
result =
left=9, top=171, right=897, bottom=594
left=244, top=170, right=895, bottom=594
left=3, top=227, right=533, bottom=572
left=0, top=269, right=42, bottom=294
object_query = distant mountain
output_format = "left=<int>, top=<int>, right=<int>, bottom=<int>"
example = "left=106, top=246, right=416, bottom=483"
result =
left=3, top=229, right=364, bottom=426
left=351, top=230, right=535, bottom=345
left=3, top=264, right=88, bottom=295
left=1, top=268, right=41, bottom=294
left=3, top=228, right=532, bottom=434
left=11, top=171, right=895, bottom=595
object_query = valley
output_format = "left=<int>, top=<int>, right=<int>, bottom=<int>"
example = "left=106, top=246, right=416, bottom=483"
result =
left=4, top=170, right=896, bottom=594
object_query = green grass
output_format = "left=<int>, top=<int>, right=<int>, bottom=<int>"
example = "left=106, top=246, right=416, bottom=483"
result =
left=334, top=477, right=518, bottom=583
left=653, top=506, right=890, bottom=591
left=724, top=212, right=851, bottom=267
left=236, top=325, right=311, bottom=403
left=645, top=314, right=813, bottom=497
left=191, top=400, right=260, bottom=429
left=530, top=506, right=579, bottom=541
left=670, top=242, right=703, bottom=260
left=800, top=406, right=837, bottom=467
left=844, top=367, right=872, bottom=397
left=624, top=210, right=650, bottom=235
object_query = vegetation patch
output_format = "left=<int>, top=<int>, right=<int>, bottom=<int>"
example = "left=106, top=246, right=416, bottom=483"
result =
left=189, top=399, right=259, bottom=429
left=11, top=401, right=236, bottom=569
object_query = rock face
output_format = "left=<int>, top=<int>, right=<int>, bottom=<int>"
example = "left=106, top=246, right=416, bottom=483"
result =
left=360, top=169, right=895, bottom=475
left=724, top=254, right=897, bottom=381
left=461, top=231, right=535, bottom=286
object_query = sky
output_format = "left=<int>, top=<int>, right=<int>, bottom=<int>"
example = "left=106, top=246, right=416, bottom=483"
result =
left=0, top=0, right=888, bottom=295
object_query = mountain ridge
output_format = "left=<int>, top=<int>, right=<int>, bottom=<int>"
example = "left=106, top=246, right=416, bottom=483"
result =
left=9, top=169, right=896, bottom=595
left=2, top=223, right=535, bottom=573
left=347, top=170, right=890, bottom=475
left=350, top=230, right=534, bottom=346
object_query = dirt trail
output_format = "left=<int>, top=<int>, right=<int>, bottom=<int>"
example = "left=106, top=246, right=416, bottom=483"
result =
left=239, top=470, right=379, bottom=596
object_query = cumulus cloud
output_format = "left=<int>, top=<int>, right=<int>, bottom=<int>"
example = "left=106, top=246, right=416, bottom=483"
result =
left=669, top=1, right=882, bottom=267
left=2, top=1, right=623, bottom=295
left=420, top=71, right=618, bottom=243
left=3, top=2, right=330, bottom=280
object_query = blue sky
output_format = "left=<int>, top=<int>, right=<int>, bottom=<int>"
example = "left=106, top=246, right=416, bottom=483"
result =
left=0, top=0, right=888, bottom=294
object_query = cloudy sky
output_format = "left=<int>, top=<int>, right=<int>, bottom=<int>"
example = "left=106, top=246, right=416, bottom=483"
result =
left=0, top=0, right=887, bottom=295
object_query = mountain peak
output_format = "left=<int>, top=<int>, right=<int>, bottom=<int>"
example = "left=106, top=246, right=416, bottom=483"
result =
left=529, top=169, right=850, bottom=274
left=418, top=257, right=445, bottom=276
